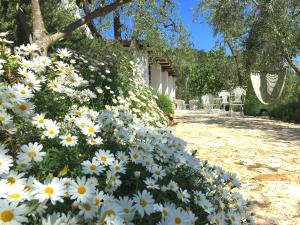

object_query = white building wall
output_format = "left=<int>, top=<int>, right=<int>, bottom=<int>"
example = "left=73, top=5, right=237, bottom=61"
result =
left=150, top=64, right=162, bottom=92
left=162, top=71, right=169, bottom=96
left=173, top=77, right=176, bottom=99
left=133, top=50, right=149, bottom=85
left=168, top=75, right=172, bottom=98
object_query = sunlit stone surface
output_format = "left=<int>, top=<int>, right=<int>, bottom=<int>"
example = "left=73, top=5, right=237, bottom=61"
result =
left=172, top=110, right=300, bottom=225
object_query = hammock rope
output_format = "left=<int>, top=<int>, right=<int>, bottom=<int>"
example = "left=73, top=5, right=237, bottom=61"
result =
left=250, top=70, right=287, bottom=105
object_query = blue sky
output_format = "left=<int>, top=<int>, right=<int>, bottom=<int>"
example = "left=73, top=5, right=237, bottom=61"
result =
left=177, top=0, right=221, bottom=51
left=177, top=0, right=300, bottom=63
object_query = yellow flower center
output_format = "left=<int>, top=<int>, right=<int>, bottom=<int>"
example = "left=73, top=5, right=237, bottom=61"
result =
left=95, top=198, right=101, bottom=206
left=175, top=217, right=182, bottom=224
left=49, top=130, right=55, bottom=135
left=38, top=118, right=44, bottom=124
left=44, top=187, right=54, bottom=195
left=89, top=165, right=97, bottom=170
left=28, top=82, right=33, bottom=88
left=155, top=171, right=161, bottom=175
left=20, top=89, right=26, bottom=95
left=162, top=209, right=168, bottom=216
left=106, top=209, right=116, bottom=217
left=27, top=151, right=37, bottom=158
left=100, top=156, right=107, bottom=162
left=115, top=165, right=120, bottom=170
left=215, top=219, right=221, bottom=225
left=10, top=193, right=21, bottom=199
left=83, top=203, right=91, bottom=211
left=123, top=208, right=129, bottom=213
left=1, top=210, right=14, bottom=222
left=0, top=115, right=5, bottom=121
left=140, top=198, right=147, bottom=207
left=132, top=153, right=138, bottom=159
left=65, top=136, right=72, bottom=142
left=88, top=127, right=94, bottom=133
left=79, top=121, right=86, bottom=127
left=204, top=205, right=208, bottom=210
left=7, top=177, right=16, bottom=185
left=18, top=104, right=27, bottom=111
left=77, top=186, right=86, bottom=194
left=19, top=163, right=27, bottom=168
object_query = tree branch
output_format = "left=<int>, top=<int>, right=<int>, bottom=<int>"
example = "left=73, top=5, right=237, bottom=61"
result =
left=48, top=0, right=132, bottom=45
left=81, top=0, right=103, bottom=38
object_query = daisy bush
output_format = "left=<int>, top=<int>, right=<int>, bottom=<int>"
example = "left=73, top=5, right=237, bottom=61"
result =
left=0, top=33, right=254, bottom=225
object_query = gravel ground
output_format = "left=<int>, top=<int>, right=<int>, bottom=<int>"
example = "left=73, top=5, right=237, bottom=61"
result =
left=172, top=110, right=300, bottom=225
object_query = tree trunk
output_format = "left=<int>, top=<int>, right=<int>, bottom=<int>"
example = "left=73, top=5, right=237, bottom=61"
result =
left=30, top=0, right=133, bottom=55
left=113, top=9, right=122, bottom=41
left=16, top=4, right=31, bottom=46
left=226, top=41, right=242, bottom=85
left=31, top=0, right=49, bottom=55
left=130, top=3, right=142, bottom=49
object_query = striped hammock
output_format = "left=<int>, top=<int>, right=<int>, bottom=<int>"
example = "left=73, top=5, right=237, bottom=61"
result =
left=250, top=71, right=287, bottom=105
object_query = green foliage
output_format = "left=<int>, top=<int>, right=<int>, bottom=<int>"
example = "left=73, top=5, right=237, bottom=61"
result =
left=172, top=47, right=243, bottom=101
left=198, top=0, right=300, bottom=75
left=155, top=93, right=175, bottom=115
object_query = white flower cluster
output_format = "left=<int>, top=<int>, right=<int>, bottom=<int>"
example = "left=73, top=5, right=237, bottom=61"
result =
left=0, top=37, right=254, bottom=225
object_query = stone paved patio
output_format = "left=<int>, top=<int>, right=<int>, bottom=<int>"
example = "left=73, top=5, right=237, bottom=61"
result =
left=172, top=110, right=300, bottom=225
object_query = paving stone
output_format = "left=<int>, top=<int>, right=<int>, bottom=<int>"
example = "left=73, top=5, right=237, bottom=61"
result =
left=172, top=110, right=300, bottom=225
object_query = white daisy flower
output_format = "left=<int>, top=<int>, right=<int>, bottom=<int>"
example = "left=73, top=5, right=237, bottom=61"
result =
left=59, top=134, right=78, bottom=147
left=144, top=177, right=159, bottom=190
left=33, top=178, right=65, bottom=204
left=14, top=83, right=33, bottom=100
left=81, top=159, right=105, bottom=175
left=95, top=150, right=115, bottom=166
left=57, top=48, right=72, bottom=59
left=19, top=142, right=45, bottom=162
left=109, top=160, right=126, bottom=174
left=164, top=207, right=191, bottom=225
left=117, top=196, right=135, bottom=221
left=94, top=191, right=109, bottom=208
left=208, top=212, right=226, bottom=225
left=78, top=202, right=97, bottom=219
left=133, top=190, right=155, bottom=217
left=43, top=120, right=60, bottom=139
left=69, top=177, right=96, bottom=202
left=0, top=200, right=28, bottom=224
left=32, top=113, right=47, bottom=128
left=82, top=124, right=100, bottom=137
left=6, top=186, right=29, bottom=203
left=151, top=165, right=166, bottom=180
left=101, top=199, right=124, bottom=225
left=87, top=137, right=103, bottom=145
left=176, top=189, right=190, bottom=204
left=5, top=172, right=27, bottom=187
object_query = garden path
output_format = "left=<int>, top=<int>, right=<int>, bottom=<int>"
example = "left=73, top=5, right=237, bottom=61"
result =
left=172, top=110, right=300, bottom=225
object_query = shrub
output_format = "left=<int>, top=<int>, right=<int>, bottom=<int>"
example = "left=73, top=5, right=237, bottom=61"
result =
left=155, top=93, right=175, bottom=116
left=0, top=35, right=253, bottom=225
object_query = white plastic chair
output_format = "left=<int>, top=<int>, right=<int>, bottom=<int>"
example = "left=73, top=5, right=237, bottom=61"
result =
left=189, top=100, right=199, bottom=110
left=231, top=87, right=246, bottom=114
left=218, top=90, right=230, bottom=111
left=175, top=99, right=186, bottom=110
left=201, top=94, right=214, bottom=112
